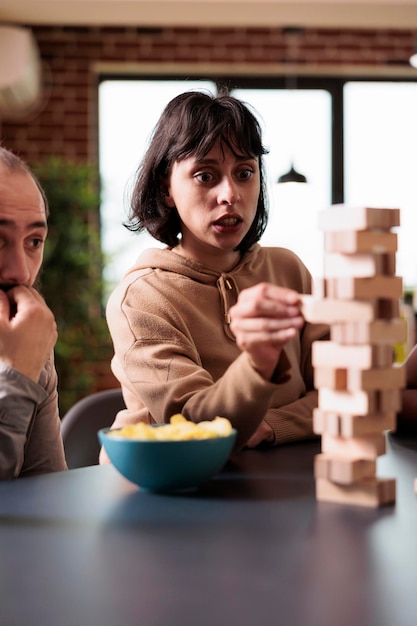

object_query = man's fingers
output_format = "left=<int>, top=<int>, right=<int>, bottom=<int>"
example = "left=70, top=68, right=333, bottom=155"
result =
left=0, top=290, right=11, bottom=320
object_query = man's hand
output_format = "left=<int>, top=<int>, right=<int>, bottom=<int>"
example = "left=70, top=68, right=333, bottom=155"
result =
left=229, top=282, right=304, bottom=381
left=0, top=286, right=57, bottom=382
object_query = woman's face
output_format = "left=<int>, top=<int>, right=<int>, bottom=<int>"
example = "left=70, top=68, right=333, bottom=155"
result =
left=165, top=140, right=260, bottom=271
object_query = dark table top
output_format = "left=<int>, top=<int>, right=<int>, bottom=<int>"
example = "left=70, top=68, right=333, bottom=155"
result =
left=1, top=433, right=417, bottom=626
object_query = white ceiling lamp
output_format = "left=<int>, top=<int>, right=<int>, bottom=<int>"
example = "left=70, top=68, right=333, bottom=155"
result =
left=0, top=25, right=42, bottom=118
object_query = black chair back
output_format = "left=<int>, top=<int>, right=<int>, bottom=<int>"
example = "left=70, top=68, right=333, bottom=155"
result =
left=61, top=388, right=126, bottom=469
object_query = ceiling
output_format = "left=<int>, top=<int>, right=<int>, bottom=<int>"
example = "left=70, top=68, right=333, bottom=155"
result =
left=0, top=0, right=417, bottom=30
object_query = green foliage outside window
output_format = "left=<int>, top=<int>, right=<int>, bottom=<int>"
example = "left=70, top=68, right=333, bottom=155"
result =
left=33, top=157, right=114, bottom=416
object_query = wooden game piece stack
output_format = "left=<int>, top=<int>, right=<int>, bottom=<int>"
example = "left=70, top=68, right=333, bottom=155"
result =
left=302, top=205, right=407, bottom=507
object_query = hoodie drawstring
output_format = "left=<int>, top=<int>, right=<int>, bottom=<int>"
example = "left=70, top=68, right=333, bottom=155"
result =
left=217, top=274, right=239, bottom=339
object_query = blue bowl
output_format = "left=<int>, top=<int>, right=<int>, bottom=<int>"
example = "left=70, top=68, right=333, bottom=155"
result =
left=98, top=426, right=237, bottom=492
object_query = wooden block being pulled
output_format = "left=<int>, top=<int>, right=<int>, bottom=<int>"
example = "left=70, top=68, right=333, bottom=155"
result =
left=324, top=230, right=398, bottom=254
left=321, top=432, right=386, bottom=459
left=318, top=206, right=400, bottom=232
left=313, top=408, right=396, bottom=437
left=316, top=477, right=396, bottom=507
left=301, top=296, right=377, bottom=324
left=314, top=453, right=376, bottom=485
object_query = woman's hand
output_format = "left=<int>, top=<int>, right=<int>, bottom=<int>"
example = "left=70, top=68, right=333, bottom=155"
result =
left=245, top=419, right=274, bottom=447
left=229, top=282, right=304, bottom=381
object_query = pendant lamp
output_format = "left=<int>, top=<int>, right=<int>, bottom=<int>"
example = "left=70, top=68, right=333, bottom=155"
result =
left=277, top=27, right=308, bottom=185
left=278, top=163, right=307, bottom=184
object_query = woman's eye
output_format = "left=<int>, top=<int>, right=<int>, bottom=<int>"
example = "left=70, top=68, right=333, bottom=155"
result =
left=237, top=168, right=254, bottom=180
left=195, top=172, right=214, bottom=183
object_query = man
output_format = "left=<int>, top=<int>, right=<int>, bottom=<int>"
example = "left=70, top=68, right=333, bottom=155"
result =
left=0, top=146, right=67, bottom=478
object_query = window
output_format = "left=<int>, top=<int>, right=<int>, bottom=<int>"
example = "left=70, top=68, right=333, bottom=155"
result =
left=344, top=81, right=417, bottom=289
left=99, top=79, right=216, bottom=290
left=232, top=87, right=331, bottom=279
left=99, top=78, right=331, bottom=289
left=99, top=75, right=417, bottom=296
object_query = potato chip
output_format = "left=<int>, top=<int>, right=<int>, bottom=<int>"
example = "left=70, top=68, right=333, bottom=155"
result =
left=108, top=414, right=233, bottom=441
left=170, top=413, right=187, bottom=424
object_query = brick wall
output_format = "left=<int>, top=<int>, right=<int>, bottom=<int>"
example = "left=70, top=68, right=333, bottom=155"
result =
left=1, top=26, right=416, bottom=164
left=1, top=25, right=415, bottom=398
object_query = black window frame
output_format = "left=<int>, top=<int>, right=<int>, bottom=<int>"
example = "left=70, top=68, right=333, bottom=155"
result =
left=98, top=72, right=417, bottom=206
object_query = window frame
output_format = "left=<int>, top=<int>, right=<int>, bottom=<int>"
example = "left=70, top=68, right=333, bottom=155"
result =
left=98, top=72, right=417, bottom=207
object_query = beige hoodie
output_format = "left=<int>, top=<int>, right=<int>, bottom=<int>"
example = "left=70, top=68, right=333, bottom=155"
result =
left=105, top=244, right=328, bottom=450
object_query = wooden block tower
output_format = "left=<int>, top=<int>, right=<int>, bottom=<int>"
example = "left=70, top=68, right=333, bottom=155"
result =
left=302, top=205, right=407, bottom=507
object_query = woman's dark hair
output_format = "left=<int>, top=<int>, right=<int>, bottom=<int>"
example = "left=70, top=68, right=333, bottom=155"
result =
left=127, top=90, right=269, bottom=253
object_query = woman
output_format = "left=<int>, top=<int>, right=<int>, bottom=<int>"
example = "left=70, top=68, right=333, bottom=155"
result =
left=104, top=91, right=328, bottom=452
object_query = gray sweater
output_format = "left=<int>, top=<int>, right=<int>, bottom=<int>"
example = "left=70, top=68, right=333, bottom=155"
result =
left=0, top=358, right=67, bottom=479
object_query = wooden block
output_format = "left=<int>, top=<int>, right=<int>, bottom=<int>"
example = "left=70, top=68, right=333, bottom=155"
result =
left=324, top=276, right=403, bottom=300
left=314, top=366, right=347, bottom=390
left=329, top=323, right=347, bottom=343
left=321, top=432, right=386, bottom=459
left=330, top=319, right=407, bottom=345
left=312, top=341, right=392, bottom=369
left=320, top=389, right=400, bottom=414
left=313, top=408, right=339, bottom=435
left=314, top=453, right=376, bottom=484
left=382, top=254, right=396, bottom=276
left=346, top=365, right=406, bottom=391
left=377, top=298, right=400, bottom=319
left=323, top=253, right=396, bottom=278
left=318, top=206, right=400, bottom=232
left=302, top=296, right=377, bottom=324
left=377, top=344, right=396, bottom=367
left=313, top=408, right=396, bottom=437
left=316, top=477, right=396, bottom=507
left=319, top=387, right=402, bottom=415
left=322, top=278, right=338, bottom=299
left=319, top=388, right=377, bottom=415
left=377, top=389, right=402, bottom=413
left=324, top=230, right=398, bottom=254
left=311, top=277, right=326, bottom=298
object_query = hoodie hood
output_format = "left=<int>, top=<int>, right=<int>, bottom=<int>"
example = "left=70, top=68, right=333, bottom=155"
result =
left=125, top=243, right=264, bottom=285
left=124, top=245, right=265, bottom=338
